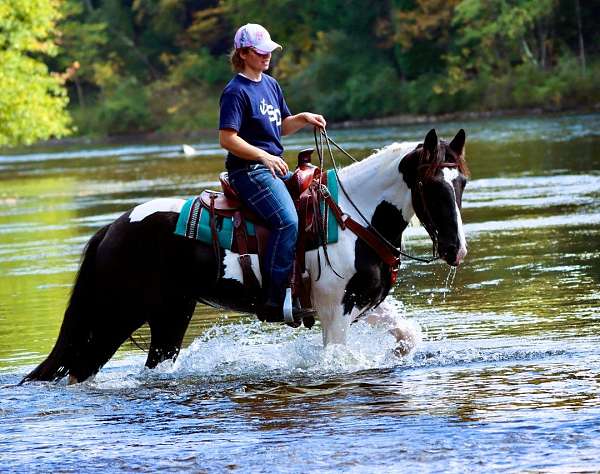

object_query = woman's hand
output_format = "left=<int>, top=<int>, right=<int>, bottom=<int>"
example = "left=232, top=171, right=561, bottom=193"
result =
left=259, top=152, right=289, bottom=177
left=281, top=112, right=327, bottom=136
left=301, top=112, right=327, bottom=130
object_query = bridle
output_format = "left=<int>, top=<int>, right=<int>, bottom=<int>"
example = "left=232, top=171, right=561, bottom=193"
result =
left=314, top=129, right=458, bottom=267
left=415, top=161, right=460, bottom=260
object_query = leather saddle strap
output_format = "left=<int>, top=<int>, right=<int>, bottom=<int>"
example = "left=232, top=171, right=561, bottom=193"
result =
left=233, top=211, right=261, bottom=291
left=209, top=194, right=222, bottom=281
left=320, top=188, right=400, bottom=267
left=297, top=191, right=314, bottom=272
left=343, top=217, right=400, bottom=267
left=292, top=193, right=311, bottom=298
left=318, top=185, right=346, bottom=230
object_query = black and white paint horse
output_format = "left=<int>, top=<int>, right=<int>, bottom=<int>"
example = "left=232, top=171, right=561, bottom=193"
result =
left=22, top=129, right=468, bottom=384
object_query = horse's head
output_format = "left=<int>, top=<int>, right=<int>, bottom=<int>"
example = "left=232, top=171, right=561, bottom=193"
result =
left=399, top=129, right=469, bottom=266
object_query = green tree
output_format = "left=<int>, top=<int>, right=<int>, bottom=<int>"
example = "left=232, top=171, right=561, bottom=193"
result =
left=392, top=0, right=460, bottom=79
left=444, top=0, right=557, bottom=93
left=224, top=0, right=403, bottom=120
left=18, top=0, right=598, bottom=137
left=0, top=0, right=71, bottom=147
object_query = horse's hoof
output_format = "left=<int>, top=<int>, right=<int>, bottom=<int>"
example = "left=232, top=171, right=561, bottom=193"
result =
left=293, top=308, right=316, bottom=329
left=392, top=343, right=412, bottom=357
left=256, top=303, right=283, bottom=323
left=302, top=315, right=315, bottom=329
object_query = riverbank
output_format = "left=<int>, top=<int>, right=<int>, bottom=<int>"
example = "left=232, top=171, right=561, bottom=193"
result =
left=332, top=104, right=600, bottom=129
left=2, top=106, right=599, bottom=154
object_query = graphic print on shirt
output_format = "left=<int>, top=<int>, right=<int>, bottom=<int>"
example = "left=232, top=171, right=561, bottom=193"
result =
left=259, top=98, right=281, bottom=126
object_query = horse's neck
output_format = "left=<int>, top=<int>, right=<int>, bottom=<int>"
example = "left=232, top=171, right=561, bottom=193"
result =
left=336, top=142, right=416, bottom=227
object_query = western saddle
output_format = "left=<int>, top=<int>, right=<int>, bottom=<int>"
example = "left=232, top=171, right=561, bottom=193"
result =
left=198, top=148, right=402, bottom=328
left=198, top=149, right=329, bottom=327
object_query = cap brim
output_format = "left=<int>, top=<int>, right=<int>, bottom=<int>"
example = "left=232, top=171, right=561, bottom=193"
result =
left=254, top=40, right=282, bottom=54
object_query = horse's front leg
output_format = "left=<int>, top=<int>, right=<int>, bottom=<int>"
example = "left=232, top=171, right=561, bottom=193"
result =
left=318, top=305, right=351, bottom=346
left=311, top=282, right=350, bottom=346
left=364, top=298, right=420, bottom=356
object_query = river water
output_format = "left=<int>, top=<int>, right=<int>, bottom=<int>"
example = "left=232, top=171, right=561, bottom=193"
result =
left=1, top=113, right=599, bottom=472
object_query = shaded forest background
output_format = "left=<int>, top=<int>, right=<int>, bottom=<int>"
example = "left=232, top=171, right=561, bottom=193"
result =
left=2, top=0, right=600, bottom=144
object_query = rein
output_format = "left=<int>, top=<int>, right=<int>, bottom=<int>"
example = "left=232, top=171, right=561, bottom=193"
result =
left=313, top=128, right=440, bottom=266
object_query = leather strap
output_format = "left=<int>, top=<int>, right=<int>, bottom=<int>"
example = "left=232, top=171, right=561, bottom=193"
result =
left=233, top=211, right=260, bottom=291
left=319, top=185, right=400, bottom=276
left=209, top=193, right=222, bottom=281
left=316, top=183, right=346, bottom=230
left=343, top=217, right=400, bottom=267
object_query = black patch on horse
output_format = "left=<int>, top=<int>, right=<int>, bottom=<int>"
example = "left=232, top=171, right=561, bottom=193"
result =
left=342, top=201, right=408, bottom=316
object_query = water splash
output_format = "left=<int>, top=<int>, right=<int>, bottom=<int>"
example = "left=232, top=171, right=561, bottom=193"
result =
left=411, top=339, right=569, bottom=368
left=78, top=300, right=426, bottom=390
left=76, top=298, right=578, bottom=394
left=166, top=319, right=401, bottom=379
left=441, top=266, right=458, bottom=303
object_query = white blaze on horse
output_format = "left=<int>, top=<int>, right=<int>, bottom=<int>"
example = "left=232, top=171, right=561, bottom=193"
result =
left=21, top=129, right=469, bottom=385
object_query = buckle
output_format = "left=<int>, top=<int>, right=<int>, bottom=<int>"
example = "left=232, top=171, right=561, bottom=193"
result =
left=339, top=213, right=348, bottom=230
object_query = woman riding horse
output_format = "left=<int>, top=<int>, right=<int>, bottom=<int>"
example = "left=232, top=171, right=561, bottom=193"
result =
left=219, top=23, right=326, bottom=322
left=20, top=126, right=469, bottom=384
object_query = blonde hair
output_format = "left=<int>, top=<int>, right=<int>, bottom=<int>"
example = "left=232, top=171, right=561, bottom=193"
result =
left=229, top=47, right=251, bottom=72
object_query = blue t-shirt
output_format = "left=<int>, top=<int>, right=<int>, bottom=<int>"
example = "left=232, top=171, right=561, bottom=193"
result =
left=219, top=73, right=292, bottom=170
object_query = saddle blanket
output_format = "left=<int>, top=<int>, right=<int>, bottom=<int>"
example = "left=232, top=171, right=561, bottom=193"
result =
left=174, top=169, right=339, bottom=250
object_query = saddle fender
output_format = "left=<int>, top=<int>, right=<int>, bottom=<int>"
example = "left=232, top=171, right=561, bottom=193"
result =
left=198, top=150, right=323, bottom=309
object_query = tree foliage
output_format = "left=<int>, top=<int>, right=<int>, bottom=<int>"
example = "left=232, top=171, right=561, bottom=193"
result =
left=3, top=0, right=599, bottom=142
left=0, top=0, right=71, bottom=147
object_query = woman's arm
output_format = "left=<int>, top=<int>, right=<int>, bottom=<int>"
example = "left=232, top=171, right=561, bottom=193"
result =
left=281, top=112, right=326, bottom=136
left=219, top=129, right=289, bottom=176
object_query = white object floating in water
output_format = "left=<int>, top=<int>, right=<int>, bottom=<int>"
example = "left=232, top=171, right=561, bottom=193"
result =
left=181, top=144, right=197, bottom=157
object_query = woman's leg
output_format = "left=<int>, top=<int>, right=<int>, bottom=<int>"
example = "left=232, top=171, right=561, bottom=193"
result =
left=229, top=166, right=298, bottom=308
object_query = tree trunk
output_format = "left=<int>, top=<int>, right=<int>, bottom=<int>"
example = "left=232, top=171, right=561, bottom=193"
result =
left=522, top=39, right=537, bottom=66
left=574, top=0, right=586, bottom=73
left=533, top=13, right=551, bottom=71
left=74, top=76, right=85, bottom=108
left=83, top=0, right=94, bottom=14
left=112, top=30, right=159, bottom=81
left=538, top=23, right=547, bottom=70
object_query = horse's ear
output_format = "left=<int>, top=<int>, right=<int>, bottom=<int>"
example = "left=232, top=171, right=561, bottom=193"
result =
left=449, top=129, right=466, bottom=155
left=424, top=129, right=438, bottom=156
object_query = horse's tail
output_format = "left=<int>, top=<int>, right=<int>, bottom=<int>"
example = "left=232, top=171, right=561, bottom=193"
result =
left=20, top=225, right=109, bottom=384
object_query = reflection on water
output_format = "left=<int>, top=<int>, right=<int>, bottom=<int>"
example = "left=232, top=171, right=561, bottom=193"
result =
left=1, top=113, right=599, bottom=472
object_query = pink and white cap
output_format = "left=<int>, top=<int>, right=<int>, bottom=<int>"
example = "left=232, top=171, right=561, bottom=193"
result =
left=234, top=24, right=282, bottom=54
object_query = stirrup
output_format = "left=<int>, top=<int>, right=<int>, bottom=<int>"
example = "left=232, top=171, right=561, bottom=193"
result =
left=256, top=292, right=317, bottom=328
left=283, top=288, right=294, bottom=324
left=256, top=306, right=315, bottom=321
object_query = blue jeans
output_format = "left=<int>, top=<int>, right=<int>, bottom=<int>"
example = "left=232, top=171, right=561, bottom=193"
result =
left=228, top=165, right=298, bottom=305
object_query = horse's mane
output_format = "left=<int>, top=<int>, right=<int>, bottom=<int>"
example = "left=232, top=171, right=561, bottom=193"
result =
left=335, top=139, right=469, bottom=180
left=417, top=140, right=470, bottom=179
left=337, top=142, right=417, bottom=177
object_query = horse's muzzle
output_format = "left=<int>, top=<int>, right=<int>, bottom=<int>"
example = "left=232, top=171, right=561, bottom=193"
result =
left=440, top=242, right=467, bottom=266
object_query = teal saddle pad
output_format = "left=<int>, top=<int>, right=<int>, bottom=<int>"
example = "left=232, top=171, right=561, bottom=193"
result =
left=174, top=169, right=339, bottom=250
